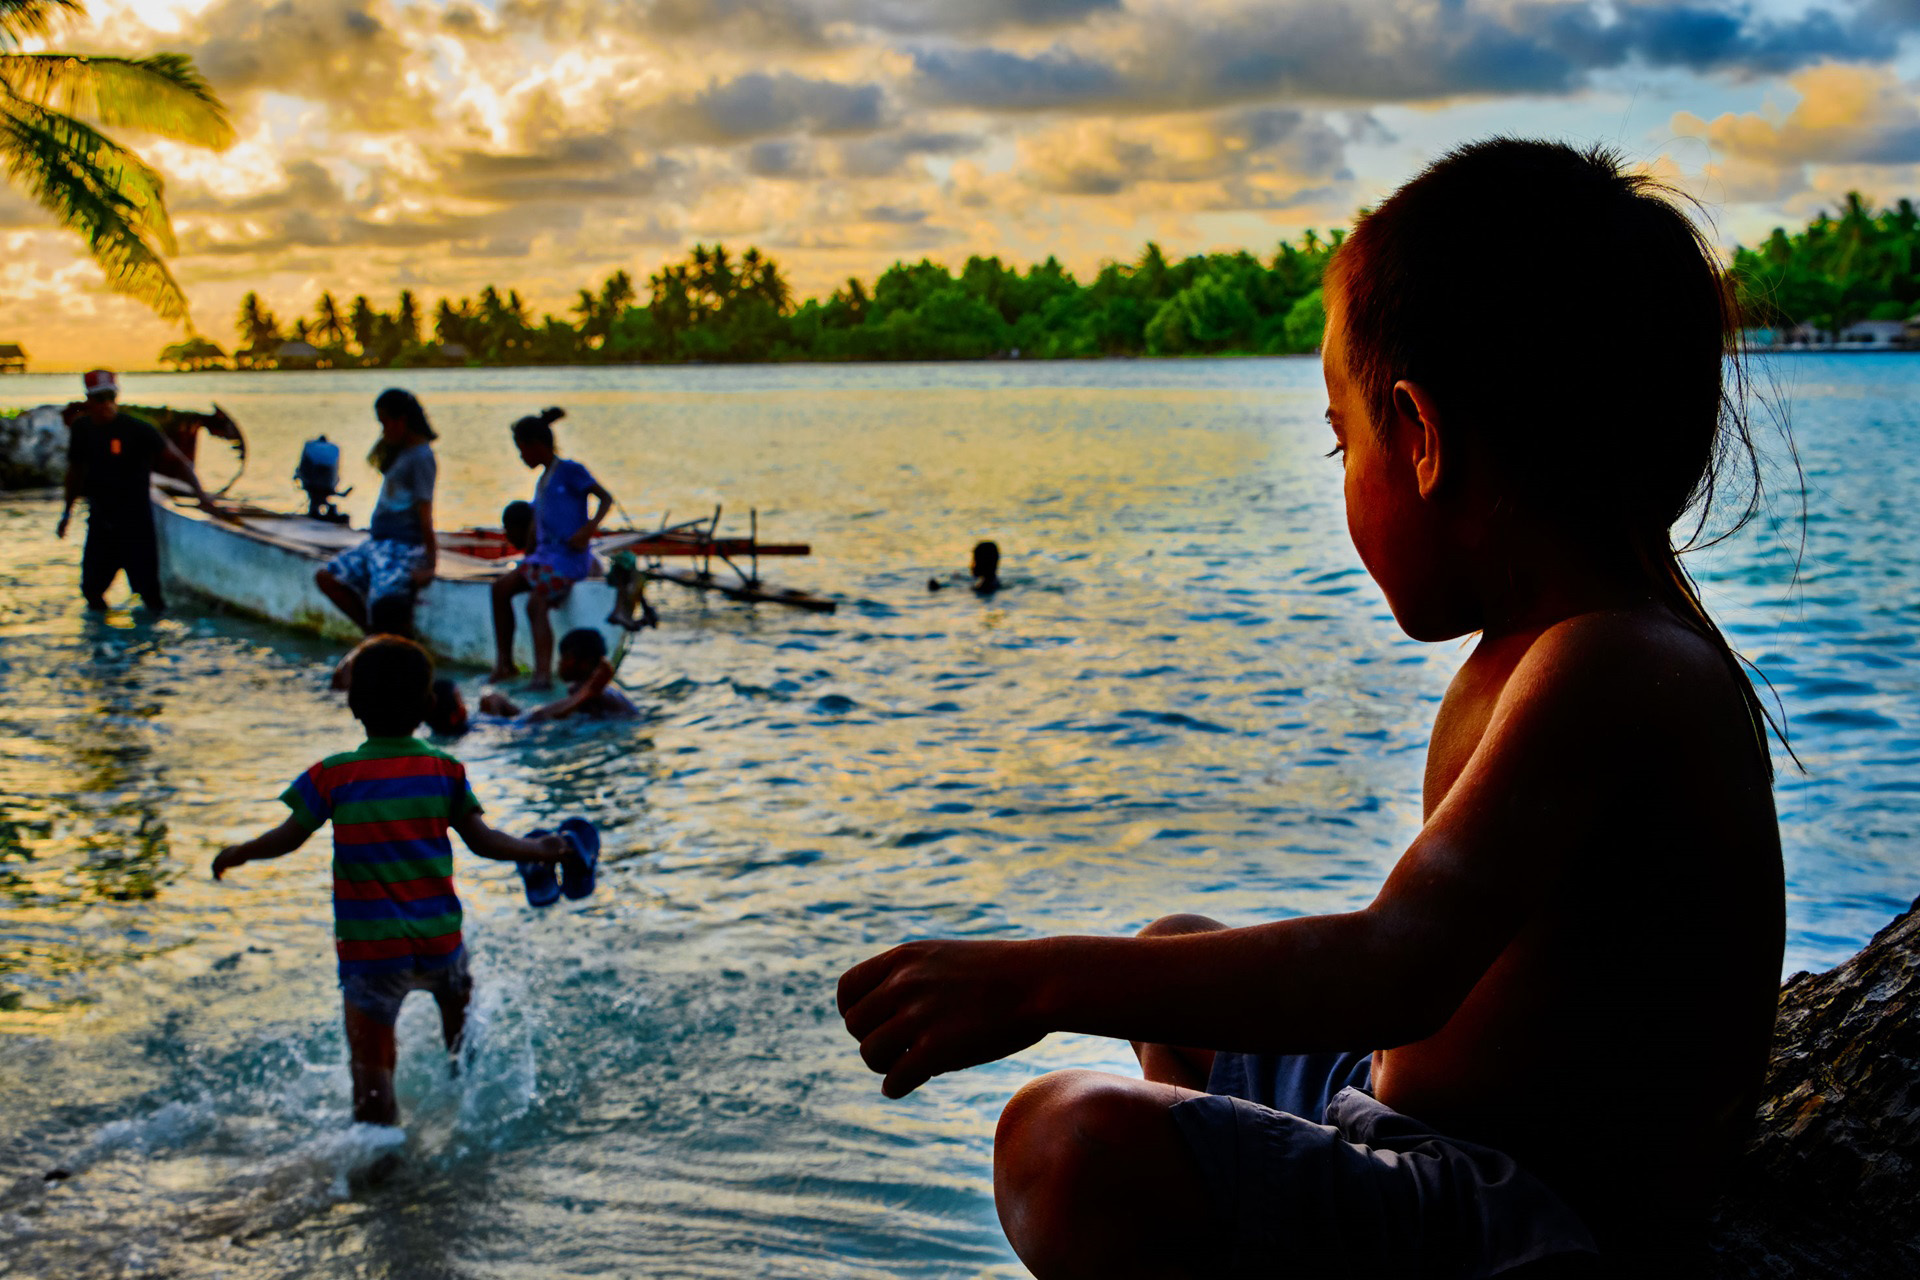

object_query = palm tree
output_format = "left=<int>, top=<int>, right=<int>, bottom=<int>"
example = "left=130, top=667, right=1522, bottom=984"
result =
left=1, top=0, right=234, bottom=324
left=313, top=290, right=346, bottom=346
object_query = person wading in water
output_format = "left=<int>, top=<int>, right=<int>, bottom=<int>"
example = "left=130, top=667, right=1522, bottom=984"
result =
left=56, top=369, right=210, bottom=614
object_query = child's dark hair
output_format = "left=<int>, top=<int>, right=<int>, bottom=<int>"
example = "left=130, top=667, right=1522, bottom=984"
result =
left=558, top=627, right=607, bottom=666
left=370, top=388, right=435, bottom=472
left=511, top=406, right=566, bottom=450
left=347, top=635, right=435, bottom=736
left=1327, top=137, right=1785, bottom=776
left=972, top=540, right=1000, bottom=575
left=426, top=677, right=468, bottom=736
left=502, top=499, right=535, bottom=551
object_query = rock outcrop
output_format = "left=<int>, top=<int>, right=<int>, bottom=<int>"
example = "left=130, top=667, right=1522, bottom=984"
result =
left=1711, top=894, right=1920, bottom=1276
left=0, top=405, right=69, bottom=489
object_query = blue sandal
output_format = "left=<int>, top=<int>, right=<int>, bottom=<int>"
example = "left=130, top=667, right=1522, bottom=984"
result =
left=517, top=829, right=562, bottom=907
left=558, top=817, right=600, bottom=900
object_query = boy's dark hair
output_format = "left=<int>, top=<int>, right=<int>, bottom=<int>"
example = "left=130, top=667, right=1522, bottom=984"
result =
left=558, top=627, right=607, bottom=665
left=426, top=677, right=468, bottom=736
left=502, top=499, right=535, bottom=551
left=347, top=636, right=435, bottom=736
left=972, top=540, right=1000, bottom=576
left=1327, top=137, right=1785, bottom=775
left=511, top=406, right=566, bottom=450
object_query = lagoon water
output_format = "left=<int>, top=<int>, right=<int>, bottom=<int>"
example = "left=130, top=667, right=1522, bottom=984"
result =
left=0, top=356, right=1914, bottom=1277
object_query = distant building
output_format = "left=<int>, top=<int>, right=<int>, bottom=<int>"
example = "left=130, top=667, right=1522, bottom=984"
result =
left=1784, top=324, right=1833, bottom=347
left=275, top=339, right=323, bottom=369
left=1837, top=320, right=1906, bottom=347
left=0, top=343, right=26, bottom=374
left=438, top=342, right=471, bottom=363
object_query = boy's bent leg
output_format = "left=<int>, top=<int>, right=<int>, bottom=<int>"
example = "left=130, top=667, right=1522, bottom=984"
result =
left=1132, top=914, right=1226, bottom=1090
left=526, top=593, right=554, bottom=686
left=343, top=998, right=401, bottom=1126
left=994, top=1069, right=1218, bottom=1280
left=316, top=568, right=369, bottom=631
left=490, top=569, right=526, bottom=678
left=429, top=953, right=473, bottom=1061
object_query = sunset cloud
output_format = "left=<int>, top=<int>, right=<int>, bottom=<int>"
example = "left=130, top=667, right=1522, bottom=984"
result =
left=7, top=0, right=1920, bottom=368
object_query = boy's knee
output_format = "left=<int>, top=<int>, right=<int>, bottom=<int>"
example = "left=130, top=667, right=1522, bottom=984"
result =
left=316, top=568, right=336, bottom=590
left=1137, top=912, right=1226, bottom=939
left=996, top=1070, right=1145, bottom=1196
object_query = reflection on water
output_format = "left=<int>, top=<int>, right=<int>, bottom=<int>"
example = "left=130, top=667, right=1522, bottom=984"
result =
left=0, top=358, right=1915, bottom=1277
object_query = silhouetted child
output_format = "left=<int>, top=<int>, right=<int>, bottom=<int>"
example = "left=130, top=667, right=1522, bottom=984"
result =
left=502, top=500, right=534, bottom=554
left=214, top=636, right=567, bottom=1126
left=329, top=638, right=469, bottom=736
left=840, top=139, right=1786, bottom=1277
left=927, top=539, right=1002, bottom=595
left=478, top=627, right=637, bottom=722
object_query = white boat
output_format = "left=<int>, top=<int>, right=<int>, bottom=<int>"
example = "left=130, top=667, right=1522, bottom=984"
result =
left=151, top=483, right=632, bottom=670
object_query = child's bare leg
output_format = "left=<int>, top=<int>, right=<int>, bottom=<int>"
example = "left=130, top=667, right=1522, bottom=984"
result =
left=1131, top=914, right=1225, bottom=1090
left=490, top=570, right=527, bottom=680
left=343, top=1000, right=400, bottom=1126
left=994, top=1069, right=1216, bottom=1280
left=432, top=977, right=470, bottom=1071
left=315, top=569, right=369, bottom=632
left=527, top=594, right=554, bottom=687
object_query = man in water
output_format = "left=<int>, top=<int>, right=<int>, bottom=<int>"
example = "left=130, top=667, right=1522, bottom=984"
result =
left=56, top=369, right=210, bottom=613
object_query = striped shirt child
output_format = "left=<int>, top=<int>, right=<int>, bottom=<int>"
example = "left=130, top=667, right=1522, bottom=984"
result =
left=282, top=736, right=480, bottom=977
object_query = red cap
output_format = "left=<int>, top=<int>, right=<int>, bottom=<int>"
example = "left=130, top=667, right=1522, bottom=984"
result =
left=83, top=369, right=118, bottom=398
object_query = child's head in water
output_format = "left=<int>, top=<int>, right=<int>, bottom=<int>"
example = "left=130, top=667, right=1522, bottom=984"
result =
left=427, top=677, right=469, bottom=736
left=347, top=636, right=435, bottom=737
left=557, top=627, right=607, bottom=683
left=502, top=500, right=534, bottom=553
left=1321, top=138, right=1769, bottom=759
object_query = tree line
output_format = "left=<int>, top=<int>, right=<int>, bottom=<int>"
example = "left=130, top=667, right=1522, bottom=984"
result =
left=158, top=236, right=1340, bottom=370
left=1733, top=193, right=1920, bottom=335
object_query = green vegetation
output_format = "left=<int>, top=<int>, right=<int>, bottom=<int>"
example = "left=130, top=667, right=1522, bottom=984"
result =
left=188, top=235, right=1343, bottom=369
left=1733, top=193, right=1920, bottom=334
left=0, top=0, right=233, bottom=324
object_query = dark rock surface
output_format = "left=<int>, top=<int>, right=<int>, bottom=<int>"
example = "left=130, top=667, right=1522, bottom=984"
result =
left=1711, top=894, right=1920, bottom=1276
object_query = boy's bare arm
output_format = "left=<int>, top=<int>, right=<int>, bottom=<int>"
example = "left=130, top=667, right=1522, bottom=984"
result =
left=213, top=819, right=311, bottom=879
left=525, top=660, right=613, bottom=722
left=840, top=613, right=1699, bottom=1098
left=452, top=811, right=568, bottom=862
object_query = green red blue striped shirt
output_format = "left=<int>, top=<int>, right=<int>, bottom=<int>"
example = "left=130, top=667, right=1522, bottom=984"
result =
left=281, top=737, right=481, bottom=978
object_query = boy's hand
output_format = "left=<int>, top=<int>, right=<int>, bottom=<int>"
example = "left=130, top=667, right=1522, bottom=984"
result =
left=211, top=846, right=248, bottom=880
left=537, top=833, right=568, bottom=860
left=838, top=939, right=1050, bottom=1099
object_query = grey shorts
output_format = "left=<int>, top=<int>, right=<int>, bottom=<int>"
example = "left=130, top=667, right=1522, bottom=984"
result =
left=1172, top=1051, right=1600, bottom=1278
left=339, top=950, right=471, bottom=1025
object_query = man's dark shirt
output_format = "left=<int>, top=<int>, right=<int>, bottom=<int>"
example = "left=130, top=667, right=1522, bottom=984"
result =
left=72, top=412, right=166, bottom=526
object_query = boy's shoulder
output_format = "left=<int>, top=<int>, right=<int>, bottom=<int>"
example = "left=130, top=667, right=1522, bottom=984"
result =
left=314, top=736, right=465, bottom=772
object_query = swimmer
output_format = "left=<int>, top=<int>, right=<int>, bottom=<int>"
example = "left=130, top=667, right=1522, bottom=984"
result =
left=927, top=540, right=1002, bottom=595
left=479, top=627, right=637, bottom=722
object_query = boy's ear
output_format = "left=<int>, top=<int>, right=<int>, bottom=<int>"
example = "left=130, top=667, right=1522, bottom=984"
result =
left=1391, top=379, right=1446, bottom=501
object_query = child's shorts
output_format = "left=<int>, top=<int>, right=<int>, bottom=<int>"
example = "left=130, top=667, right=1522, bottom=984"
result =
left=522, top=559, right=577, bottom=606
left=1172, top=1050, right=1600, bottom=1277
left=340, top=950, right=471, bottom=1025
left=325, top=538, right=427, bottom=605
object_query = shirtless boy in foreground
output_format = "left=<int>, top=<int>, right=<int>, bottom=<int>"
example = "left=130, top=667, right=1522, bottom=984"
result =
left=839, top=140, right=1786, bottom=1277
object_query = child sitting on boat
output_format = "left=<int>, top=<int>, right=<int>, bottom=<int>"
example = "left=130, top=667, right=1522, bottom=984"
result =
left=479, top=627, right=637, bottom=723
left=490, top=408, right=615, bottom=688
left=838, top=138, right=1787, bottom=1276
left=315, top=389, right=438, bottom=640
left=212, top=636, right=568, bottom=1127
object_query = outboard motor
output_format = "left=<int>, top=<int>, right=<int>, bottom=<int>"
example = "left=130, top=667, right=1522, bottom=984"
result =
left=295, top=436, right=350, bottom=521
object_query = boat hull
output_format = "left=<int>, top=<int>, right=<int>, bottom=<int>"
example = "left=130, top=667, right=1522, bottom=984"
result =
left=153, top=496, right=630, bottom=670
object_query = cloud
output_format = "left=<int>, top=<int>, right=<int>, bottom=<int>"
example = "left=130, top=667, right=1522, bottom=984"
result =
left=180, top=0, right=434, bottom=130
left=908, top=1, right=1894, bottom=113
left=1678, top=65, right=1920, bottom=168
left=654, top=72, right=891, bottom=143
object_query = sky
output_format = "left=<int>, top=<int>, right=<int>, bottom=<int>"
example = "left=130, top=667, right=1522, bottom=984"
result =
left=6, top=0, right=1920, bottom=370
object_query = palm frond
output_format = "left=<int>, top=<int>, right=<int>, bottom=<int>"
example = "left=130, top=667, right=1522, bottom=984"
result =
left=0, top=95, right=188, bottom=321
left=0, top=52, right=233, bottom=148
left=0, top=0, right=82, bottom=51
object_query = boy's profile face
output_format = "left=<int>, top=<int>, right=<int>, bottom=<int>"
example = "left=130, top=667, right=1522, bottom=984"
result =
left=1321, top=294, right=1466, bottom=642
left=557, top=650, right=594, bottom=683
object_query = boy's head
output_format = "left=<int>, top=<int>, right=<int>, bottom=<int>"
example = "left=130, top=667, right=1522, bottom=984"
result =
left=557, top=627, right=607, bottom=682
left=1322, top=138, right=1739, bottom=639
left=971, top=540, right=1000, bottom=580
left=502, top=500, right=535, bottom=552
left=427, top=677, right=469, bottom=736
left=347, top=636, right=435, bottom=737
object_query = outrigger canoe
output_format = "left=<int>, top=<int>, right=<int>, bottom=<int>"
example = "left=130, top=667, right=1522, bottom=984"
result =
left=151, top=485, right=835, bottom=668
